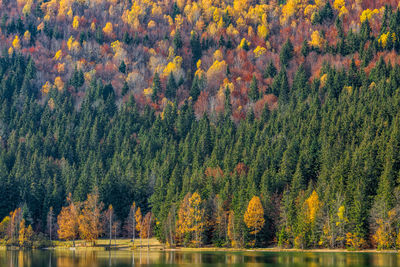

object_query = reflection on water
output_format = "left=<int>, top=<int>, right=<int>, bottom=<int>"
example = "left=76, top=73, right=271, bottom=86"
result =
left=0, top=249, right=399, bottom=267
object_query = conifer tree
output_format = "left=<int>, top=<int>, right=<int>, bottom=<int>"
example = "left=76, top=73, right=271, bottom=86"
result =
left=280, top=39, right=294, bottom=67
left=249, top=75, right=259, bottom=101
left=152, top=72, right=161, bottom=102
left=166, top=73, right=177, bottom=99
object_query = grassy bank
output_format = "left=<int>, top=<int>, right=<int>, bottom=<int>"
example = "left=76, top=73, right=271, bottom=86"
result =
left=3, top=239, right=399, bottom=253
left=51, top=238, right=164, bottom=251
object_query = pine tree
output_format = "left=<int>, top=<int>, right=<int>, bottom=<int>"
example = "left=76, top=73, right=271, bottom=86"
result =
left=166, top=73, right=177, bottom=99
left=119, top=61, right=126, bottom=74
left=190, top=32, right=202, bottom=64
left=249, top=75, right=259, bottom=101
left=264, top=61, right=277, bottom=79
left=190, top=74, right=201, bottom=101
left=280, top=39, right=294, bottom=67
left=173, top=30, right=183, bottom=50
left=152, top=72, right=161, bottom=102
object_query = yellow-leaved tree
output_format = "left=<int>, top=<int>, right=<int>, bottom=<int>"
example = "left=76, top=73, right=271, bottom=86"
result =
left=103, top=22, right=114, bottom=37
left=305, top=190, right=320, bottom=225
left=227, top=211, right=237, bottom=247
left=333, top=0, right=348, bottom=16
left=244, top=196, right=265, bottom=246
left=54, top=50, right=62, bottom=61
left=54, top=77, right=64, bottom=91
left=309, top=30, right=325, bottom=49
left=378, top=32, right=390, bottom=49
left=189, top=192, right=204, bottom=246
left=72, top=16, right=80, bottom=29
left=12, top=35, right=21, bottom=50
left=42, top=81, right=52, bottom=94
left=23, top=31, right=31, bottom=43
left=176, top=192, right=205, bottom=247
left=18, top=219, right=34, bottom=247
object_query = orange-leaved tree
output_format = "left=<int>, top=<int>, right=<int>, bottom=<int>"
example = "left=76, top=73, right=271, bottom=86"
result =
left=18, top=219, right=33, bottom=247
left=57, top=193, right=80, bottom=247
left=244, top=196, right=265, bottom=246
left=135, top=206, right=142, bottom=247
left=78, top=189, right=104, bottom=246
left=141, top=212, right=153, bottom=249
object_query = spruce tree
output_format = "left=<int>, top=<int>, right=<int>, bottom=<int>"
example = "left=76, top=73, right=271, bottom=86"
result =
left=152, top=72, right=161, bottom=102
left=249, top=75, right=259, bottom=101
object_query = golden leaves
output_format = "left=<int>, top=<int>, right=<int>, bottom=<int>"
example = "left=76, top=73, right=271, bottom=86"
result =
left=42, top=81, right=52, bottom=94
left=72, top=16, right=80, bottom=29
left=176, top=192, right=204, bottom=245
left=103, top=22, right=114, bottom=37
left=360, top=8, right=379, bottom=23
left=378, top=32, right=396, bottom=49
left=135, top=207, right=142, bottom=232
left=305, top=190, right=320, bottom=224
left=163, top=56, right=183, bottom=78
left=67, top=36, right=80, bottom=53
left=206, top=59, right=227, bottom=81
left=78, top=191, right=104, bottom=243
left=54, top=50, right=62, bottom=61
left=257, top=24, right=268, bottom=40
left=309, top=30, right=325, bottom=49
left=253, top=46, right=266, bottom=58
left=320, top=73, right=328, bottom=87
left=243, top=196, right=265, bottom=235
left=238, top=38, right=250, bottom=49
left=148, top=20, right=156, bottom=28
left=23, top=31, right=31, bottom=43
left=333, top=0, right=347, bottom=16
left=213, top=49, right=223, bottom=61
left=54, top=77, right=64, bottom=91
left=12, top=35, right=21, bottom=50
left=57, top=194, right=80, bottom=242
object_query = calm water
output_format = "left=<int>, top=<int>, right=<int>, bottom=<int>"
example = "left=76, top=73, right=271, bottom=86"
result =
left=0, top=249, right=400, bottom=267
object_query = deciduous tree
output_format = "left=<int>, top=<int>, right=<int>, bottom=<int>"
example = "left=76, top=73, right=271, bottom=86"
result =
left=244, top=196, right=265, bottom=246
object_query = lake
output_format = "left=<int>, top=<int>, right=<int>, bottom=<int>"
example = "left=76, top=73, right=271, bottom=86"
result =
left=0, top=249, right=400, bottom=267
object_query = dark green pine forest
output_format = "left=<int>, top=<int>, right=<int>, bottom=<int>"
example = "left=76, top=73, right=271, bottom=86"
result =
left=2, top=49, right=400, bottom=249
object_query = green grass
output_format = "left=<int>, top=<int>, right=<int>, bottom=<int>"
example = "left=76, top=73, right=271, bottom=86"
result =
left=52, top=238, right=164, bottom=250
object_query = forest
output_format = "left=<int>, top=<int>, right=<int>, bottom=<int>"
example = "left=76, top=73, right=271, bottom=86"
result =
left=1, top=0, right=400, bottom=249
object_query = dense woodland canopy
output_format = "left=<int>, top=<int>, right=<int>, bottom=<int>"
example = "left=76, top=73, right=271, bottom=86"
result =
left=1, top=0, right=400, bottom=249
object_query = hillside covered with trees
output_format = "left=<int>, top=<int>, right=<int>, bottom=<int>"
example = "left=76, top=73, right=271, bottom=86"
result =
left=1, top=0, right=400, bottom=249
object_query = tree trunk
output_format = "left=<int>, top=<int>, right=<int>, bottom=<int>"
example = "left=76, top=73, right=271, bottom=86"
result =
left=49, top=216, right=52, bottom=242
left=109, top=211, right=112, bottom=247
left=254, top=227, right=257, bottom=248
left=132, top=208, right=136, bottom=246
left=147, top=215, right=152, bottom=250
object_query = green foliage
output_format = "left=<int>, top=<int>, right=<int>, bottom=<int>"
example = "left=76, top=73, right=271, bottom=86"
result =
left=248, top=75, right=259, bottom=101
left=280, top=39, right=294, bottom=68
left=166, top=73, right=177, bottom=99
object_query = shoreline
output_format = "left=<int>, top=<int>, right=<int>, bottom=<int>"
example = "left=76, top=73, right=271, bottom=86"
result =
left=1, top=243, right=399, bottom=254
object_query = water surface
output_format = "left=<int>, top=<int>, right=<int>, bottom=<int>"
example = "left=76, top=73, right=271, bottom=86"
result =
left=0, top=249, right=399, bottom=266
